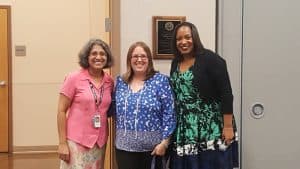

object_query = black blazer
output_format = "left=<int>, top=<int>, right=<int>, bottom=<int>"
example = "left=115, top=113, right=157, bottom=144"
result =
left=170, top=49, right=233, bottom=114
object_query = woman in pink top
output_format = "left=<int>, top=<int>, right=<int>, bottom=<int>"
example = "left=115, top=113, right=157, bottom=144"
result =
left=57, top=39, right=114, bottom=169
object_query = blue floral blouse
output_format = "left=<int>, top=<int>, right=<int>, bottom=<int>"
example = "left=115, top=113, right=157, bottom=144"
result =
left=115, top=73, right=176, bottom=152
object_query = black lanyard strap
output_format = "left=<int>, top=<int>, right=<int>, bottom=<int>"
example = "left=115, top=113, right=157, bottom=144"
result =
left=89, top=81, right=104, bottom=109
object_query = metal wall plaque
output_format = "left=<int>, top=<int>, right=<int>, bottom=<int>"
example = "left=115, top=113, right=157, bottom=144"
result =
left=152, top=16, right=186, bottom=59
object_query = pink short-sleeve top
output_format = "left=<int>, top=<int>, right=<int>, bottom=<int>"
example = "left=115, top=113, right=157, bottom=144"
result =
left=60, top=69, right=114, bottom=148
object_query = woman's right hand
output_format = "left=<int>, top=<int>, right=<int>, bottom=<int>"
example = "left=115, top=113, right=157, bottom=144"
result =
left=151, top=143, right=167, bottom=156
left=58, top=142, right=70, bottom=163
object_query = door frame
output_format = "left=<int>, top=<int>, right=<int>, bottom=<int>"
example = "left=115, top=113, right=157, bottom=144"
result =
left=0, top=5, right=12, bottom=153
left=216, top=0, right=243, bottom=168
left=109, top=0, right=120, bottom=168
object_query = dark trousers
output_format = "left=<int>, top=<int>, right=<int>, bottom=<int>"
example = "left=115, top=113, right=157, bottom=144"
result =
left=116, top=149, right=151, bottom=169
left=116, top=149, right=164, bottom=169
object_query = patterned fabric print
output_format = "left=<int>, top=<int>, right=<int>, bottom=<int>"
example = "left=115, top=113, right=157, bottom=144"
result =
left=116, top=130, right=162, bottom=151
left=170, top=68, right=235, bottom=156
left=60, top=140, right=105, bottom=169
left=115, top=73, right=176, bottom=152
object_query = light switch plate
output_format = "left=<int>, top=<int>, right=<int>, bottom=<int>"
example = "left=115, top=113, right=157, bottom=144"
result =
left=15, top=45, right=26, bottom=56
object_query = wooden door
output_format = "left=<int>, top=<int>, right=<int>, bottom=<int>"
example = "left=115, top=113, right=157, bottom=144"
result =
left=0, top=6, right=10, bottom=153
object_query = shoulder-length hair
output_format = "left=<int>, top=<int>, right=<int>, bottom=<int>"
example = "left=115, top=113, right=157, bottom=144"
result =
left=122, top=41, right=157, bottom=83
left=171, top=22, right=205, bottom=61
left=78, top=38, right=113, bottom=69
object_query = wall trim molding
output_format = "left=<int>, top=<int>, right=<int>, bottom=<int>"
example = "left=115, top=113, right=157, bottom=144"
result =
left=13, top=145, right=58, bottom=154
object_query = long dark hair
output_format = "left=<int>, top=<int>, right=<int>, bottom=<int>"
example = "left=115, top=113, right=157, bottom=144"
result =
left=171, top=22, right=205, bottom=61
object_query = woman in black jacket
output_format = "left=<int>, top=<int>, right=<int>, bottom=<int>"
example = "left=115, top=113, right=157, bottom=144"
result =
left=169, top=21, right=238, bottom=169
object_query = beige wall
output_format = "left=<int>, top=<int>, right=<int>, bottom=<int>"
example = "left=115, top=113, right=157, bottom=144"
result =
left=120, top=0, right=216, bottom=75
left=1, top=0, right=215, bottom=149
left=1, top=0, right=109, bottom=148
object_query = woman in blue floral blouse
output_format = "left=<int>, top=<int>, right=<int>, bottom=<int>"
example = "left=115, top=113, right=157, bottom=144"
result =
left=169, top=22, right=239, bottom=169
left=114, top=41, right=176, bottom=169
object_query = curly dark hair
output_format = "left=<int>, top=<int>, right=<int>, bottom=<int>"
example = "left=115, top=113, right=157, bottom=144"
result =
left=78, top=38, right=113, bottom=69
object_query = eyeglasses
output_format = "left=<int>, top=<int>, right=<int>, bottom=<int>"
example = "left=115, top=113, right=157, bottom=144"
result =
left=131, top=54, right=148, bottom=61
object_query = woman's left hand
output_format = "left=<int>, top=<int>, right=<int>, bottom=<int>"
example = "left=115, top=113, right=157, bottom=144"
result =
left=222, top=127, right=234, bottom=145
left=151, top=143, right=167, bottom=156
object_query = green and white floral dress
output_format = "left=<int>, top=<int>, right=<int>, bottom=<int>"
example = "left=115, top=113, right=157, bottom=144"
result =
left=170, top=66, right=237, bottom=156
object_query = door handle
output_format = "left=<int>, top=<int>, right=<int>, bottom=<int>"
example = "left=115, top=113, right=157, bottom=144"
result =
left=250, top=102, right=264, bottom=119
left=0, top=80, right=7, bottom=86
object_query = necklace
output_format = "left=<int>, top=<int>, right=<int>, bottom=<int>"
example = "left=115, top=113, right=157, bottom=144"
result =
left=123, top=84, right=145, bottom=138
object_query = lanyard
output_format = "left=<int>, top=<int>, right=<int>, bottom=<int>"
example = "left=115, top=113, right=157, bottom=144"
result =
left=89, top=81, right=104, bottom=110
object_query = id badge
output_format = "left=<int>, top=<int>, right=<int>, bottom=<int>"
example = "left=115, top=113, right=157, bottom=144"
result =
left=92, top=114, right=101, bottom=128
